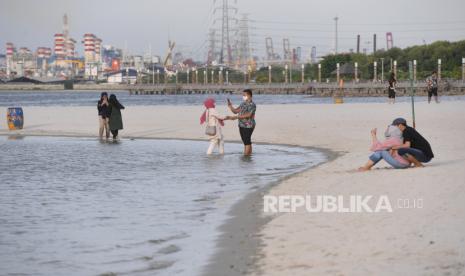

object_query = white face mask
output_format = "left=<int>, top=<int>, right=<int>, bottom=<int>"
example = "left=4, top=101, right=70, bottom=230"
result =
left=242, top=96, right=248, bottom=101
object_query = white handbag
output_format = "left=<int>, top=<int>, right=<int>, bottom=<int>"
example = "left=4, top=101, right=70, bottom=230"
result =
left=205, top=109, right=217, bottom=136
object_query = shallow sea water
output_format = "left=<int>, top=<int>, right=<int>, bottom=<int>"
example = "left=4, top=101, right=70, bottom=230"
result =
left=0, top=90, right=464, bottom=107
left=0, top=136, right=326, bottom=275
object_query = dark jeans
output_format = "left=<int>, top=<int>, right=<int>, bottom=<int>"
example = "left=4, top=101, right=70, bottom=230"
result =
left=398, top=148, right=431, bottom=163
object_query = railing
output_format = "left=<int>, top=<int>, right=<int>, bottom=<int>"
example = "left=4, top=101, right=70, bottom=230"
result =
left=128, top=80, right=465, bottom=90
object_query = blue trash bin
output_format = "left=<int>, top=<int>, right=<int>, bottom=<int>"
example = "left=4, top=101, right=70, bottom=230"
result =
left=7, top=107, right=24, bottom=130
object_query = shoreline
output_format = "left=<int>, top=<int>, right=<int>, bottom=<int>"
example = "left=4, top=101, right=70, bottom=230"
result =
left=202, top=147, right=339, bottom=276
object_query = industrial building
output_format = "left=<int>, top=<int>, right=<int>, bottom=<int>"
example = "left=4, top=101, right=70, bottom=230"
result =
left=1, top=13, right=173, bottom=83
left=5, top=43, right=38, bottom=78
left=106, top=69, right=138, bottom=84
left=53, top=14, right=82, bottom=77
left=83, top=33, right=103, bottom=79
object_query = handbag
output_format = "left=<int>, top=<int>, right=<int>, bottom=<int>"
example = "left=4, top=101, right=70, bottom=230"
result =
left=205, top=109, right=217, bottom=136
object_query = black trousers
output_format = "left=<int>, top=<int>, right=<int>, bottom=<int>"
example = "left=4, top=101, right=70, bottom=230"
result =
left=111, top=129, right=119, bottom=138
left=428, top=87, right=438, bottom=98
left=388, top=88, right=396, bottom=98
left=239, top=127, right=254, bottom=145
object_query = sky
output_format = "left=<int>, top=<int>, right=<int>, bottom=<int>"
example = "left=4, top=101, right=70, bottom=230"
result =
left=1, top=0, right=465, bottom=61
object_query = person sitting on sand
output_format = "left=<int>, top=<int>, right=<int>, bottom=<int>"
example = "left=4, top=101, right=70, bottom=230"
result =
left=108, top=94, right=125, bottom=140
left=97, top=92, right=111, bottom=139
left=359, top=125, right=411, bottom=171
left=200, top=98, right=225, bottom=155
left=390, top=118, right=434, bottom=167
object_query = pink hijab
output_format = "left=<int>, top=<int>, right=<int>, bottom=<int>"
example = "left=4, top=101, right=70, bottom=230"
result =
left=200, top=98, right=224, bottom=126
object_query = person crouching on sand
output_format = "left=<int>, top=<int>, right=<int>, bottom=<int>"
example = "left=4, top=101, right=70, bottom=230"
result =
left=358, top=125, right=411, bottom=171
left=200, top=98, right=226, bottom=155
left=390, top=118, right=434, bottom=167
left=108, top=94, right=125, bottom=140
left=97, top=92, right=111, bottom=139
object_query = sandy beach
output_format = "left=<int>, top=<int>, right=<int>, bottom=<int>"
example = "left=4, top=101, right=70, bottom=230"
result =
left=1, top=100, right=464, bottom=275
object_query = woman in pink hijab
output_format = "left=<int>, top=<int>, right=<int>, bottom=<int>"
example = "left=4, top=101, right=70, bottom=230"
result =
left=200, top=98, right=226, bottom=155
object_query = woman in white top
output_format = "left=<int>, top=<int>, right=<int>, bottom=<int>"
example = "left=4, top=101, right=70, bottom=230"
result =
left=200, top=98, right=226, bottom=155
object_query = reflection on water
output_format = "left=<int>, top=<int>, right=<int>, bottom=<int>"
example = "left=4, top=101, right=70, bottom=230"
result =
left=0, top=136, right=326, bottom=276
left=7, top=134, right=25, bottom=140
left=1, top=90, right=464, bottom=107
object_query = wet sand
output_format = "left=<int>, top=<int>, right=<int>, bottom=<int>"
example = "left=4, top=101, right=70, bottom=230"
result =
left=1, top=101, right=465, bottom=275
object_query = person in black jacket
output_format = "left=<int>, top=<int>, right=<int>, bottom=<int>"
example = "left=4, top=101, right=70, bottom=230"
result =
left=97, top=92, right=111, bottom=139
left=108, top=94, right=125, bottom=140
left=391, top=118, right=434, bottom=167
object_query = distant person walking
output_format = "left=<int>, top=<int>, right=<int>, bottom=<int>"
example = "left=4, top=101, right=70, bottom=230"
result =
left=388, top=72, right=397, bottom=104
left=426, top=71, right=439, bottom=104
left=97, top=92, right=111, bottom=139
left=108, top=94, right=125, bottom=140
left=226, top=89, right=257, bottom=156
left=200, top=98, right=225, bottom=155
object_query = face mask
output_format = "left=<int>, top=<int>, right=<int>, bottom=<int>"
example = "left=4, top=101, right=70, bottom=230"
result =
left=242, top=96, right=248, bottom=101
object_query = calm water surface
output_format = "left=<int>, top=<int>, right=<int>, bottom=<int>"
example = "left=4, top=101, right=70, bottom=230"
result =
left=0, top=136, right=326, bottom=276
left=1, top=90, right=464, bottom=107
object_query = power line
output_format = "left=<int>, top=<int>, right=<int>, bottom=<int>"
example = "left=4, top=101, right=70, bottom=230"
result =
left=250, top=33, right=462, bottom=42
left=251, top=26, right=465, bottom=33
left=251, top=19, right=465, bottom=26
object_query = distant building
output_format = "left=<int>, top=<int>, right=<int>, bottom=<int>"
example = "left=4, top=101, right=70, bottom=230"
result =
left=53, top=14, right=79, bottom=77
left=4, top=43, right=37, bottom=77
left=54, top=14, right=77, bottom=68
left=331, top=63, right=355, bottom=76
left=102, top=45, right=123, bottom=71
left=36, top=47, right=52, bottom=77
left=107, top=69, right=137, bottom=84
left=311, top=46, right=317, bottom=64
left=83, top=33, right=103, bottom=78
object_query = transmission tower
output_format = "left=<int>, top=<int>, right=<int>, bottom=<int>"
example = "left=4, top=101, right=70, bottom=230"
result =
left=236, top=14, right=251, bottom=70
left=214, top=0, right=237, bottom=66
left=283, top=38, right=291, bottom=62
left=207, top=29, right=217, bottom=65
left=265, top=37, right=275, bottom=63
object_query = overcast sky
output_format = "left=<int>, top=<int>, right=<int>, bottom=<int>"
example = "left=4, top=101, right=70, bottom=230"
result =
left=1, top=0, right=464, bottom=60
